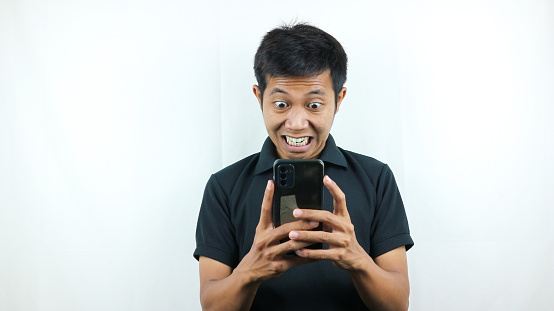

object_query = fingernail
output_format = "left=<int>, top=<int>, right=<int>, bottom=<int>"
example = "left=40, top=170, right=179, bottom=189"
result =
left=266, top=180, right=271, bottom=189
left=309, top=221, right=319, bottom=227
left=289, top=231, right=298, bottom=239
left=293, top=209, right=302, bottom=217
left=324, top=175, right=332, bottom=183
left=295, top=249, right=303, bottom=256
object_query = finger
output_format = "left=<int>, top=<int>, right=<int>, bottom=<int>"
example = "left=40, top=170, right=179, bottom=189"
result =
left=292, top=209, right=343, bottom=229
left=323, top=175, right=349, bottom=218
left=294, top=248, right=338, bottom=260
left=257, top=180, right=274, bottom=229
left=273, top=239, right=315, bottom=256
left=271, top=219, right=320, bottom=241
left=288, top=230, right=348, bottom=247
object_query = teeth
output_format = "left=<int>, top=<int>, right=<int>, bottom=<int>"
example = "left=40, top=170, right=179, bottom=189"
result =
left=286, top=136, right=309, bottom=147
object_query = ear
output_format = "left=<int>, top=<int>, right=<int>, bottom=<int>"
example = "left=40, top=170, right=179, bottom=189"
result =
left=253, top=85, right=263, bottom=111
left=335, top=87, right=347, bottom=113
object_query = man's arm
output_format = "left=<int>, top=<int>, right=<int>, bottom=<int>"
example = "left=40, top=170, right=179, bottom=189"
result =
left=349, top=247, right=409, bottom=311
left=291, top=176, right=410, bottom=311
left=199, top=256, right=258, bottom=311
left=198, top=180, right=317, bottom=311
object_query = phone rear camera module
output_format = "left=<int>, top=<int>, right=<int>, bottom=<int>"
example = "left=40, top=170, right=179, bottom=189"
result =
left=275, top=162, right=295, bottom=188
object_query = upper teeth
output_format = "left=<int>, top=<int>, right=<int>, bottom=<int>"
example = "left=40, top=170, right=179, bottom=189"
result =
left=286, top=136, right=309, bottom=146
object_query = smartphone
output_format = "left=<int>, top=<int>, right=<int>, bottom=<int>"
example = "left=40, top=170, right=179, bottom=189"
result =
left=272, top=159, right=324, bottom=249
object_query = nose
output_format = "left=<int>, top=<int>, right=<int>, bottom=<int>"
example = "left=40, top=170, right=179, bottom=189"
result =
left=285, top=106, right=309, bottom=131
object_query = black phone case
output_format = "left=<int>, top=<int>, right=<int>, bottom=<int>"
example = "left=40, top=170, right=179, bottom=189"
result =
left=272, top=159, right=324, bottom=250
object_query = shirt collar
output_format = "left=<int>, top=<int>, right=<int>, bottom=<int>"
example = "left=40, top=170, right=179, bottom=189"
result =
left=254, top=134, right=348, bottom=175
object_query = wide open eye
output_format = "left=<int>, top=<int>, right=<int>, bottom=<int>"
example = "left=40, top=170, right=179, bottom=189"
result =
left=308, top=102, right=322, bottom=109
left=274, top=101, right=288, bottom=109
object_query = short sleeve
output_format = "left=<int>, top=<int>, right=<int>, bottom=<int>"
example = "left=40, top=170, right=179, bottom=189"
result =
left=369, top=165, right=413, bottom=258
left=193, top=174, right=240, bottom=268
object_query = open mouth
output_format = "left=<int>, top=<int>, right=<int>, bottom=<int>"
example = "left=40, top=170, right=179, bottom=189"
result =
left=285, top=136, right=311, bottom=147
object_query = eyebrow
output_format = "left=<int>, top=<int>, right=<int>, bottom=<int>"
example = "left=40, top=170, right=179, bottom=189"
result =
left=307, top=90, right=325, bottom=96
left=269, top=88, right=288, bottom=95
left=268, top=88, right=326, bottom=96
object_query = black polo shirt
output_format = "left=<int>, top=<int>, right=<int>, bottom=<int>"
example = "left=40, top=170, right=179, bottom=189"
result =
left=194, top=135, right=413, bottom=310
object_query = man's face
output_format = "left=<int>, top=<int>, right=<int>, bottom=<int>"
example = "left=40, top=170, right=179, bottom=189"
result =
left=253, top=70, right=346, bottom=159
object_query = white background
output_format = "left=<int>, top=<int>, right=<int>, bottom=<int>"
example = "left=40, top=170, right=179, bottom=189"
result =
left=1, top=0, right=553, bottom=310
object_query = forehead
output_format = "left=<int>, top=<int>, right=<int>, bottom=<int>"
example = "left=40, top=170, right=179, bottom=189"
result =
left=265, top=70, right=333, bottom=95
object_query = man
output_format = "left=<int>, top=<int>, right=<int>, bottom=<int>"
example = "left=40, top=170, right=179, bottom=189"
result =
left=194, top=23, right=413, bottom=311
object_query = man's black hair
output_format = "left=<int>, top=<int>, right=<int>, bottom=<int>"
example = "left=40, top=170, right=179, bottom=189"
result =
left=254, top=23, right=347, bottom=104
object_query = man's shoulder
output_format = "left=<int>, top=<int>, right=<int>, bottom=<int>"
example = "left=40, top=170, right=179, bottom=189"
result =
left=338, top=147, right=388, bottom=173
left=336, top=146, right=400, bottom=188
left=212, top=152, right=261, bottom=184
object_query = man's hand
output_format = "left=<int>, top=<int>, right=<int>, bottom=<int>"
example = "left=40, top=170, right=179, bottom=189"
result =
left=287, top=175, right=369, bottom=271
left=288, top=175, right=410, bottom=310
left=234, top=180, right=319, bottom=283
left=199, top=179, right=319, bottom=311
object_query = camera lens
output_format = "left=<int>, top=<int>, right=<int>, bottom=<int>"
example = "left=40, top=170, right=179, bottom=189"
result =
left=280, top=173, right=287, bottom=180
left=279, top=166, right=286, bottom=173
left=280, top=180, right=287, bottom=187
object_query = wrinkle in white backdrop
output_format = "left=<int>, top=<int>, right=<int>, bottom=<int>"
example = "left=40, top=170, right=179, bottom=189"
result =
left=1, top=1, right=553, bottom=310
